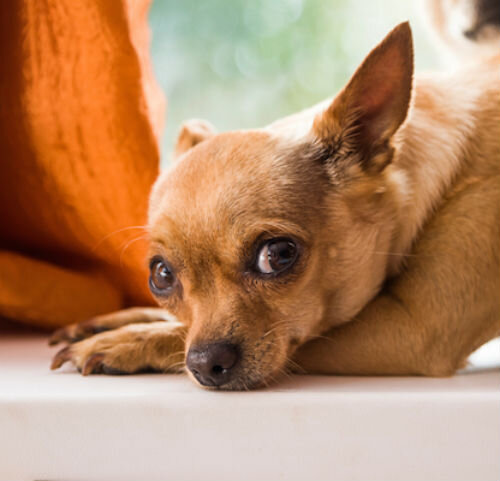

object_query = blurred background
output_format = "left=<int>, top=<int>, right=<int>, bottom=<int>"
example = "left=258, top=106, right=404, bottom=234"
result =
left=149, top=0, right=438, bottom=163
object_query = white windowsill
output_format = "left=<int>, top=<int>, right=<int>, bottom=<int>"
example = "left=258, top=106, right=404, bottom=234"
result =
left=0, top=334, right=499, bottom=481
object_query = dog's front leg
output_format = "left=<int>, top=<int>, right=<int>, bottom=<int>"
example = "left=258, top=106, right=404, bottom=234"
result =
left=51, top=321, right=186, bottom=375
left=49, top=307, right=175, bottom=345
left=293, top=292, right=450, bottom=376
left=294, top=179, right=500, bottom=377
left=294, top=287, right=499, bottom=377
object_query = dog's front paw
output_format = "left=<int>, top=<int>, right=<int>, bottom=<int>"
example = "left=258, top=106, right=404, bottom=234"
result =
left=51, top=344, right=127, bottom=375
left=50, top=322, right=186, bottom=375
left=50, top=331, right=140, bottom=375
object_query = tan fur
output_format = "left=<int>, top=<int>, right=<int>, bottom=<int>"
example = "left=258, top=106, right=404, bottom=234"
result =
left=51, top=21, right=500, bottom=389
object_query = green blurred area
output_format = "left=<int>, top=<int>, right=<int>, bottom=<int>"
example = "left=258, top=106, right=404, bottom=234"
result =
left=149, top=0, right=438, bottom=163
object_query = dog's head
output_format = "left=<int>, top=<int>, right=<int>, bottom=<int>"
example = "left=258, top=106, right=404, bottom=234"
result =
left=147, top=23, right=413, bottom=389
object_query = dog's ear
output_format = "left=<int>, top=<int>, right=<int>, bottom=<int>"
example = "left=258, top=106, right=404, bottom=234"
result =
left=313, top=22, right=413, bottom=167
left=174, top=119, right=216, bottom=159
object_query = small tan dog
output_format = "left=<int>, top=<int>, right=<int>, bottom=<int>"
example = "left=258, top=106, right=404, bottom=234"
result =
left=51, top=12, right=500, bottom=389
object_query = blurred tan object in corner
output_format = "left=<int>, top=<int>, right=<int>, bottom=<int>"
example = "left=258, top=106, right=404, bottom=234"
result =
left=421, top=0, right=500, bottom=66
left=0, top=0, right=165, bottom=329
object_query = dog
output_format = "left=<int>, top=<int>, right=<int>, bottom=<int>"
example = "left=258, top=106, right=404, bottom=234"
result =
left=50, top=10, right=500, bottom=390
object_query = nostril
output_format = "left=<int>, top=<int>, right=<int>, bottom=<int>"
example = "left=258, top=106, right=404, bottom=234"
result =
left=212, top=344, right=238, bottom=371
left=212, top=364, right=224, bottom=375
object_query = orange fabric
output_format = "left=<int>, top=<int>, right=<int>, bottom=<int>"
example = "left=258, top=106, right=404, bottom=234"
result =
left=0, top=0, right=165, bottom=329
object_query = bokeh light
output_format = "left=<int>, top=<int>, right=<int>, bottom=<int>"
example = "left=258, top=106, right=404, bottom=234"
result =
left=149, top=0, right=438, bottom=164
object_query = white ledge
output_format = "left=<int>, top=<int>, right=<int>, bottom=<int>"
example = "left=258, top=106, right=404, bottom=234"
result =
left=0, top=334, right=499, bottom=481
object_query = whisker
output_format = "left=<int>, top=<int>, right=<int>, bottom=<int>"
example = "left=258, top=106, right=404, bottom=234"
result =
left=168, top=359, right=185, bottom=367
left=261, top=326, right=281, bottom=339
left=119, top=234, right=149, bottom=266
left=92, top=225, right=149, bottom=252
left=166, top=350, right=186, bottom=359
left=277, top=366, right=293, bottom=381
left=371, top=251, right=417, bottom=257
left=286, top=356, right=306, bottom=374
left=167, top=361, right=186, bottom=372
left=259, top=374, right=271, bottom=389
left=313, top=334, right=329, bottom=341
left=261, top=319, right=293, bottom=339
left=370, top=250, right=436, bottom=258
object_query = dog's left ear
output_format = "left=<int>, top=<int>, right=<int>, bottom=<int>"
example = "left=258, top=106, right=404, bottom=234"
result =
left=313, top=22, right=413, bottom=168
left=174, top=119, right=217, bottom=159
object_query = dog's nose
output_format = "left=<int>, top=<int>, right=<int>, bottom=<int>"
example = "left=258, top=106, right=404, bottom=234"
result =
left=186, top=342, right=239, bottom=387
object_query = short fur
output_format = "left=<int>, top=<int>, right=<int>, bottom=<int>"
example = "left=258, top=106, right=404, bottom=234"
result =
left=51, top=19, right=500, bottom=389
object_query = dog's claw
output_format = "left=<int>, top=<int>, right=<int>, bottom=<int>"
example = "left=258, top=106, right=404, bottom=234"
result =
left=51, top=346, right=113, bottom=375
left=50, top=346, right=72, bottom=370
left=81, top=353, right=106, bottom=376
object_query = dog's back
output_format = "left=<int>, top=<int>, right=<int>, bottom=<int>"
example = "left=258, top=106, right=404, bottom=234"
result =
left=418, top=0, right=500, bottom=206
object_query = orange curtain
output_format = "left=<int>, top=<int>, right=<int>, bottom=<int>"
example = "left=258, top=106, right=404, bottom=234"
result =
left=0, top=0, right=165, bottom=329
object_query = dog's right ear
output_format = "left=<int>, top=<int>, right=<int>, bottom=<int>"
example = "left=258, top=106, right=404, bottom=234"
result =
left=174, top=119, right=217, bottom=159
left=312, top=22, right=413, bottom=171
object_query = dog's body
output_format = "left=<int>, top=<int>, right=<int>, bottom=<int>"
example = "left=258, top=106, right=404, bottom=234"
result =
left=51, top=7, right=500, bottom=389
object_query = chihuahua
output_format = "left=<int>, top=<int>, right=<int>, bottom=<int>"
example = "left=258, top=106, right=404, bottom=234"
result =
left=50, top=18, right=500, bottom=390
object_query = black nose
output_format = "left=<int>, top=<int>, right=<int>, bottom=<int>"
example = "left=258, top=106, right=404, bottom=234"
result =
left=186, top=342, right=239, bottom=387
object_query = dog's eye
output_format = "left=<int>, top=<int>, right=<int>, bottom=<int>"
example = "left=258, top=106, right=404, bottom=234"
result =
left=149, top=257, right=176, bottom=295
left=256, top=238, right=298, bottom=275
